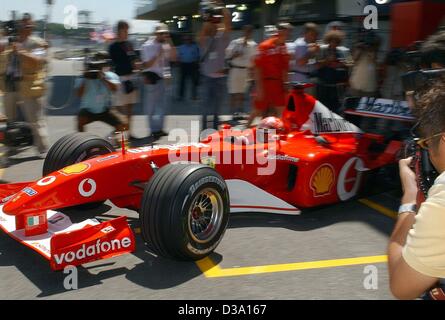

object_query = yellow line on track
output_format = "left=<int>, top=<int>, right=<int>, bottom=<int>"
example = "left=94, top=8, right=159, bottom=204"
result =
left=195, top=198, right=398, bottom=278
left=358, top=198, right=398, bottom=220
left=196, top=255, right=388, bottom=278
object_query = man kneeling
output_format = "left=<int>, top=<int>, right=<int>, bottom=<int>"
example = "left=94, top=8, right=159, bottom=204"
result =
left=76, top=57, right=126, bottom=133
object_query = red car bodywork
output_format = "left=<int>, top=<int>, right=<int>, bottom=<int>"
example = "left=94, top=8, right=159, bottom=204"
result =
left=0, top=87, right=404, bottom=270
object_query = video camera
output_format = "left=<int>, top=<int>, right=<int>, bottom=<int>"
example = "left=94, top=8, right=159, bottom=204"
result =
left=200, top=0, right=225, bottom=24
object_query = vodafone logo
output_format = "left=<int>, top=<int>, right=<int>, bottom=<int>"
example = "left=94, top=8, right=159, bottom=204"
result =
left=78, top=179, right=96, bottom=197
left=53, top=237, right=132, bottom=266
left=37, top=176, right=56, bottom=186
left=337, top=157, right=365, bottom=201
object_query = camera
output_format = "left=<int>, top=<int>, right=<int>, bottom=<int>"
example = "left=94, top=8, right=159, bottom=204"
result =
left=401, top=31, right=445, bottom=92
left=84, top=61, right=106, bottom=80
left=83, top=51, right=111, bottom=80
left=200, top=0, right=224, bottom=23
left=402, top=68, right=445, bottom=92
left=2, top=20, right=19, bottom=44
left=0, top=121, right=34, bottom=149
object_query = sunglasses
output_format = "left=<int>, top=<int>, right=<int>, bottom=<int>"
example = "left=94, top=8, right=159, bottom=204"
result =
left=417, top=132, right=444, bottom=150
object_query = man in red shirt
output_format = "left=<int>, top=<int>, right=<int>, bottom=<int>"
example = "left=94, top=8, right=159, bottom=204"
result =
left=247, top=23, right=291, bottom=127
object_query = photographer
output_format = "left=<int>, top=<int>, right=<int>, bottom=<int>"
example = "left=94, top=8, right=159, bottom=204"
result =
left=0, top=13, right=49, bottom=156
left=388, top=31, right=445, bottom=300
left=389, top=81, right=445, bottom=300
left=199, top=1, right=231, bottom=130
left=75, top=55, right=126, bottom=133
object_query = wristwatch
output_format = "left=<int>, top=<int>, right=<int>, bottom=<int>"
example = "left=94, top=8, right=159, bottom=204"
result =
left=398, top=203, right=417, bottom=215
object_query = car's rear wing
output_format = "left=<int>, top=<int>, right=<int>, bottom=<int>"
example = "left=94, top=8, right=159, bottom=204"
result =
left=343, top=97, right=416, bottom=122
left=0, top=183, right=135, bottom=271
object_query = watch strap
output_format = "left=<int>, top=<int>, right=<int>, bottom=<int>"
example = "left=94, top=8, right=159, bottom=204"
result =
left=398, top=203, right=417, bottom=215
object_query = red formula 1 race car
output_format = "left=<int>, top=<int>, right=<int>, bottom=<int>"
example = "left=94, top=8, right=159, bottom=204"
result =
left=0, top=83, right=408, bottom=271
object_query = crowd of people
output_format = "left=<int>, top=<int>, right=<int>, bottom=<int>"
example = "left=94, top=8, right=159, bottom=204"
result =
left=0, top=12, right=429, bottom=156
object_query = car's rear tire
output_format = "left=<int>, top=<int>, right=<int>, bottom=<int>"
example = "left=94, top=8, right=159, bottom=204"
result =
left=43, top=133, right=116, bottom=210
left=140, top=163, right=230, bottom=260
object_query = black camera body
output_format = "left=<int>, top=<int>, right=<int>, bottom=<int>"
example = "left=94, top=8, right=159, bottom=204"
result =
left=0, top=122, right=34, bottom=148
left=200, top=0, right=224, bottom=23
left=402, top=68, right=445, bottom=92
left=3, top=20, right=19, bottom=44
left=83, top=60, right=109, bottom=80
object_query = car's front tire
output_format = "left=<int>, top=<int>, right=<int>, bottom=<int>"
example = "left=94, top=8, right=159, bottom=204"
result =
left=43, top=133, right=116, bottom=210
left=140, top=163, right=230, bottom=260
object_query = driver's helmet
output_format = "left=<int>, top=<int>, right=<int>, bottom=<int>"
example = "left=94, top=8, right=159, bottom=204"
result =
left=256, top=117, right=285, bottom=142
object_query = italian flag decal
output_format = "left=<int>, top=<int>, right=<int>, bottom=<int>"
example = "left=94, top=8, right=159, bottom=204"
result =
left=27, top=216, right=40, bottom=226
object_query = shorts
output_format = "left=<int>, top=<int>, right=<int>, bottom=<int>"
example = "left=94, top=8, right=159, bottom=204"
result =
left=78, top=108, right=124, bottom=128
left=228, top=68, right=249, bottom=94
left=115, top=75, right=139, bottom=106
left=254, top=79, right=286, bottom=111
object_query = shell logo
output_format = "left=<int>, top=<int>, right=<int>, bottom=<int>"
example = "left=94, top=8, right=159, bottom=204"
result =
left=310, top=164, right=335, bottom=197
left=59, top=163, right=91, bottom=176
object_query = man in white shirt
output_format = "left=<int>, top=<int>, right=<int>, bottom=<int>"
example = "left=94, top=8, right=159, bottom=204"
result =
left=226, top=25, right=256, bottom=121
left=292, top=23, right=320, bottom=84
left=199, top=7, right=231, bottom=130
left=141, top=23, right=177, bottom=140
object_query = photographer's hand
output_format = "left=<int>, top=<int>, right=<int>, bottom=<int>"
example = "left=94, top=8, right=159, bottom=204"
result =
left=222, top=8, right=232, bottom=33
left=388, top=157, right=439, bottom=300
left=399, top=157, right=418, bottom=205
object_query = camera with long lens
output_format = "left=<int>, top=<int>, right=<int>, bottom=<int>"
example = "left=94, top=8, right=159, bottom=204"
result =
left=402, top=68, right=445, bottom=92
left=401, top=32, right=445, bottom=92
left=400, top=41, right=445, bottom=92
left=200, top=0, right=224, bottom=23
